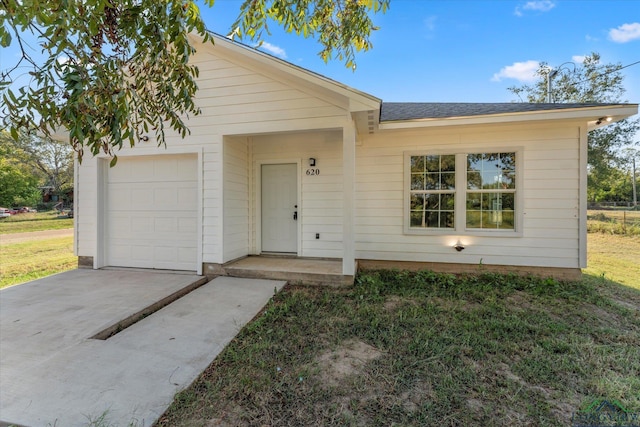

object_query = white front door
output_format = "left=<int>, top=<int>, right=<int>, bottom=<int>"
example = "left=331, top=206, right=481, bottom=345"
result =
left=261, top=164, right=298, bottom=253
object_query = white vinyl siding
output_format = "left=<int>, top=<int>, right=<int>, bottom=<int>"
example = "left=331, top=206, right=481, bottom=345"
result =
left=75, top=157, right=98, bottom=260
left=202, top=139, right=224, bottom=264
left=187, top=55, right=348, bottom=136
left=223, top=137, right=250, bottom=262
left=357, top=123, right=581, bottom=269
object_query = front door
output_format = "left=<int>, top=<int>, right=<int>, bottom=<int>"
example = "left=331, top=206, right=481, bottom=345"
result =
left=261, top=164, right=298, bottom=253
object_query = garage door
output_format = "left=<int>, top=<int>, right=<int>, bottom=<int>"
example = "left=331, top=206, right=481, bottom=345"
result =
left=106, top=154, right=198, bottom=271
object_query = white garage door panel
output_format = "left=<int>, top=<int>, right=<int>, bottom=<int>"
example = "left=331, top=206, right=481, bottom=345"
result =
left=106, top=154, right=198, bottom=271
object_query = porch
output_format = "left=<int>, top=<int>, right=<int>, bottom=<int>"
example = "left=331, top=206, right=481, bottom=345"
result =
left=220, top=256, right=355, bottom=287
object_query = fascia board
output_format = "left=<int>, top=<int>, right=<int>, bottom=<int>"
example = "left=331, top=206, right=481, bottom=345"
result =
left=379, top=104, right=638, bottom=130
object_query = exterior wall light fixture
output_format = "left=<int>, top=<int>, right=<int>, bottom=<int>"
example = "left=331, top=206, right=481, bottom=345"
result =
left=309, top=158, right=316, bottom=167
left=453, top=242, right=465, bottom=252
left=595, top=117, right=612, bottom=125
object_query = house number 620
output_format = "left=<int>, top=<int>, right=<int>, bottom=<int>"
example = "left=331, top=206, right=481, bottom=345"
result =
left=306, top=169, right=320, bottom=176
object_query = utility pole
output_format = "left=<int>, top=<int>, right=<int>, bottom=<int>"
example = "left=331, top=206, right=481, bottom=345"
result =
left=625, top=146, right=638, bottom=209
left=545, top=62, right=576, bottom=103
left=547, top=68, right=558, bottom=103
left=633, top=154, right=637, bottom=208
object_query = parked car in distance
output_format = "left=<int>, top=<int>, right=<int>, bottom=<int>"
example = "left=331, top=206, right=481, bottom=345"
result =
left=8, top=207, right=37, bottom=214
left=0, top=208, right=12, bottom=218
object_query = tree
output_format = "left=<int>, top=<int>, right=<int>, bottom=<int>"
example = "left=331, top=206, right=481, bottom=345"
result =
left=587, top=165, right=632, bottom=203
left=508, top=53, right=639, bottom=200
left=0, top=0, right=389, bottom=163
left=0, top=136, right=41, bottom=207
left=0, top=131, right=74, bottom=199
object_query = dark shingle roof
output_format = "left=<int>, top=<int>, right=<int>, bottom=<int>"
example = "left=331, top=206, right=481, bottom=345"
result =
left=380, top=102, right=619, bottom=122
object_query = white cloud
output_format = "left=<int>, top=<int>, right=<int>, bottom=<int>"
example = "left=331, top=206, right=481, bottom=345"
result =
left=572, top=55, right=586, bottom=64
left=258, top=42, right=287, bottom=59
left=491, top=60, right=540, bottom=82
left=515, top=1, right=556, bottom=16
left=424, top=15, right=437, bottom=32
left=423, top=15, right=437, bottom=39
left=608, top=22, right=640, bottom=43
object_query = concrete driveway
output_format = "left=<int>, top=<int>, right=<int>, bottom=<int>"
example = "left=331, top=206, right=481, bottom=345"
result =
left=0, top=269, right=285, bottom=427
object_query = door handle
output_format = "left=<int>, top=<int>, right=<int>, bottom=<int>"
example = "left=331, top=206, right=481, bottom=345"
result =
left=293, top=211, right=298, bottom=220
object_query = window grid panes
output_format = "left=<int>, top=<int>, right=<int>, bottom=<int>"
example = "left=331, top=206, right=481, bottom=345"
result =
left=466, top=152, right=516, bottom=230
left=409, top=155, right=455, bottom=229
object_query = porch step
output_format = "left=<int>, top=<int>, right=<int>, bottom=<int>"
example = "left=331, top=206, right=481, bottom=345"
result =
left=223, top=256, right=355, bottom=287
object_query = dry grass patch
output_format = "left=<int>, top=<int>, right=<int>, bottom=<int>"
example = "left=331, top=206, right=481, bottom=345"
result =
left=587, top=209, right=640, bottom=235
left=0, top=211, right=73, bottom=234
left=584, top=233, right=640, bottom=289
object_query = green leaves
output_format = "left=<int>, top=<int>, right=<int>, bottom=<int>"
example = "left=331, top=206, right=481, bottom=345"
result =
left=1, top=0, right=213, bottom=162
left=231, top=0, right=389, bottom=69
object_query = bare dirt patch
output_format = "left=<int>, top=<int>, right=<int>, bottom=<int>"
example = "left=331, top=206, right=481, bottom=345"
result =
left=315, top=339, right=384, bottom=387
left=430, top=296, right=481, bottom=311
left=495, top=363, right=552, bottom=399
left=611, top=297, right=640, bottom=312
left=506, top=290, right=538, bottom=311
left=400, top=380, right=434, bottom=413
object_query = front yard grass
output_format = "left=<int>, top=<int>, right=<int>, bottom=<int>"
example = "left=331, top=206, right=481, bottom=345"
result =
left=0, top=237, right=76, bottom=289
left=158, top=272, right=640, bottom=426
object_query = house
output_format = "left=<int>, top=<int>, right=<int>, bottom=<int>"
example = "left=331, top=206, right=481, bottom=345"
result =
left=40, top=184, right=74, bottom=207
left=73, top=33, right=638, bottom=283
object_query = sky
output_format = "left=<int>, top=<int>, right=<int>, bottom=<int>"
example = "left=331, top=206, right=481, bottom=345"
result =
left=199, top=0, right=640, bottom=108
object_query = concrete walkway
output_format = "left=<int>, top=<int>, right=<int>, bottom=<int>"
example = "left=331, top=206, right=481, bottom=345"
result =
left=0, top=269, right=285, bottom=427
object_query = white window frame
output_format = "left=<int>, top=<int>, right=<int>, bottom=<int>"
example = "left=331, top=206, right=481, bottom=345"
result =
left=404, top=149, right=523, bottom=237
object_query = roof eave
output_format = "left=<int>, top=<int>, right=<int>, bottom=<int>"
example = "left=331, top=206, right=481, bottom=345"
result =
left=379, top=104, right=639, bottom=130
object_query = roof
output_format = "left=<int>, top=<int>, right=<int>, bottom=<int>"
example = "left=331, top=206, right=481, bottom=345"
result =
left=380, top=102, right=627, bottom=122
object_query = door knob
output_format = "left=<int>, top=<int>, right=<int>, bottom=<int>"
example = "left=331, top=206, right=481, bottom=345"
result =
left=293, top=211, right=298, bottom=220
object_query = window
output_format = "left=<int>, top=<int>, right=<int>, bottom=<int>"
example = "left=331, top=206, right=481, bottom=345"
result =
left=405, top=151, right=519, bottom=234
left=466, top=153, right=516, bottom=230
left=409, top=155, right=455, bottom=229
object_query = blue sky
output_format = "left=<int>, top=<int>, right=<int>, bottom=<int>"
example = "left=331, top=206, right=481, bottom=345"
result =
left=200, top=0, right=640, bottom=106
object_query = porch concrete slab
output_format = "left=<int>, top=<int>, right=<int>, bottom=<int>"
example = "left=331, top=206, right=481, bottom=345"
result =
left=224, top=256, right=354, bottom=286
left=0, top=270, right=285, bottom=427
